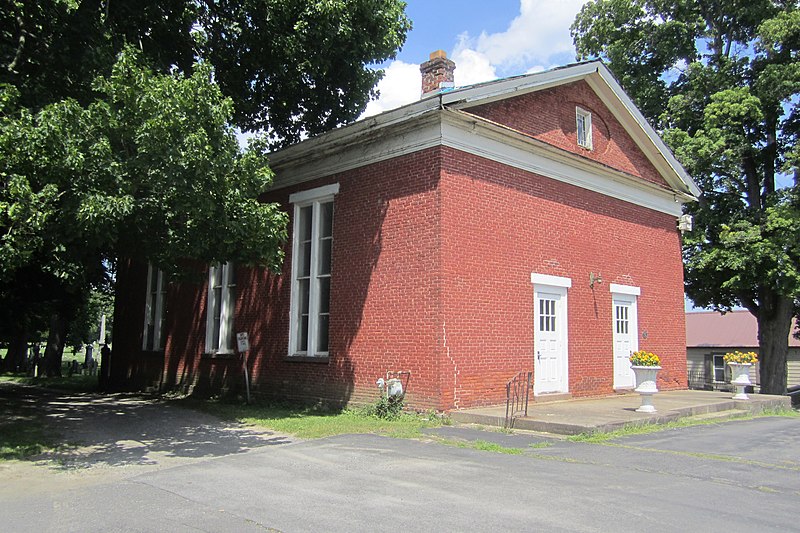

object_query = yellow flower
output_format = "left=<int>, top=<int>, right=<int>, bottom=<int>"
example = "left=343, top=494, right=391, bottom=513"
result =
left=630, top=350, right=661, bottom=367
left=723, top=351, right=758, bottom=364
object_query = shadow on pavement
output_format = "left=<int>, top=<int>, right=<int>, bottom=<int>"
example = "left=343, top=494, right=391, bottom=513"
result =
left=0, top=382, right=291, bottom=470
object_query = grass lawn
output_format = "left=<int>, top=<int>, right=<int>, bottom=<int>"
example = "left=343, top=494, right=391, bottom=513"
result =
left=0, top=356, right=98, bottom=460
left=179, top=398, right=446, bottom=439
left=0, top=419, right=62, bottom=461
left=0, top=347, right=100, bottom=393
left=0, top=373, right=98, bottom=393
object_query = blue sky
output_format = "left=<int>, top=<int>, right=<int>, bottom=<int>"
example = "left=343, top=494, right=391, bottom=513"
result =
left=364, top=0, right=590, bottom=116
left=367, top=1, right=709, bottom=312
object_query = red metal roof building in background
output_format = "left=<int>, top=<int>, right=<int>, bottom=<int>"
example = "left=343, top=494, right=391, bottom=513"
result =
left=686, top=310, right=800, bottom=393
left=686, top=310, right=800, bottom=348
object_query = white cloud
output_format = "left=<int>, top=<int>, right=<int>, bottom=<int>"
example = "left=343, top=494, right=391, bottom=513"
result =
left=361, top=0, right=590, bottom=117
left=362, top=61, right=421, bottom=117
left=451, top=44, right=497, bottom=87
left=459, top=0, right=589, bottom=74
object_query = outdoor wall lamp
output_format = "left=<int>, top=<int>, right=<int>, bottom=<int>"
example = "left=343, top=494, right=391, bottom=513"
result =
left=677, top=214, right=693, bottom=233
left=589, top=272, right=603, bottom=289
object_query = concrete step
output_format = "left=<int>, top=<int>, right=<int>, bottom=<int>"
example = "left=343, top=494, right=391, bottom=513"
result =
left=532, top=393, right=572, bottom=403
left=449, top=391, right=792, bottom=436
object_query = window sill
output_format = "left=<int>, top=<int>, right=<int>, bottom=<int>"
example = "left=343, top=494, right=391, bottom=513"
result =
left=283, top=355, right=330, bottom=364
left=202, top=352, right=237, bottom=360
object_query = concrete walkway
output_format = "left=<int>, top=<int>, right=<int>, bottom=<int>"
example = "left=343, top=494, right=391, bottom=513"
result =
left=450, top=389, right=791, bottom=435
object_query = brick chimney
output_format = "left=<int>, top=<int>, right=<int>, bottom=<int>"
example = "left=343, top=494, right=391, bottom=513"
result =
left=420, top=50, right=455, bottom=97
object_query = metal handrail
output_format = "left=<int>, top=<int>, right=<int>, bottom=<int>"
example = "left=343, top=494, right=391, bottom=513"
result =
left=505, top=371, right=532, bottom=428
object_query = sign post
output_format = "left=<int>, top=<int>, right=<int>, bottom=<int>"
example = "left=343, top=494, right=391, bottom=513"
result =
left=236, top=332, right=251, bottom=404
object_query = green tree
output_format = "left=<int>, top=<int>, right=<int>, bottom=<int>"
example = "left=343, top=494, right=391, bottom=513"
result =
left=66, top=287, right=114, bottom=351
left=2, top=0, right=411, bottom=142
left=572, top=0, right=800, bottom=394
left=1, top=1, right=410, bottom=374
left=1, top=51, right=288, bottom=374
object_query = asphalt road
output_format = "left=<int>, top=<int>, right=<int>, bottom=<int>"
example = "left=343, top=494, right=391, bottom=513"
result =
left=0, top=387, right=798, bottom=532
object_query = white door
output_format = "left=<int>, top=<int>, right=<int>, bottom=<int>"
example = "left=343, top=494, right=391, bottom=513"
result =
left=612, top=295, right=638, bottom=389
left=534, top=287, right=568, bottom=394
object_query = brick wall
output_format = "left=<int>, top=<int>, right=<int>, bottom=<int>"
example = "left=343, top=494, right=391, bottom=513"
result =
left=111, top=258, right=224, bottom=394
left=110, top=258, right=163, bottom=389
left=110, top=85, right=689, bottom=410
left=467, top=80, right=669, bottom=189
left=244, top=148, right=445, bottom=409
left=111, top=149, right=447, bottom=409
left=438, top=147, right=687, bottom=408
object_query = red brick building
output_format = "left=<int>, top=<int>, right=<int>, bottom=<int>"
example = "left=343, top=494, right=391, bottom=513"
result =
left=110, top=54, right=700, bottom=411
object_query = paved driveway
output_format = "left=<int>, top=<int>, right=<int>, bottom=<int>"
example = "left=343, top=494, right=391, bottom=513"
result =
left=1, top=385, right=798, bottom=532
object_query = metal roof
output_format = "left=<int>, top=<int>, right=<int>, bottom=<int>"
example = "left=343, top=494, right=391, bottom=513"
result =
left=686, top=310, right=800, bottom=348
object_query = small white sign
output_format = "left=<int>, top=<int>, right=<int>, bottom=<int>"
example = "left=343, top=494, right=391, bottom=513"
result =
left=236, top=332, right=250, bottom=353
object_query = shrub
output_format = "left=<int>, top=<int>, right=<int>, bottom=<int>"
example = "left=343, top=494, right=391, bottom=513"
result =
left=363, top=395, right=404, bottom=420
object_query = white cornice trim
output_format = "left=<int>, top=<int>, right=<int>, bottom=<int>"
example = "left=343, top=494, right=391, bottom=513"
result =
left=267, top=63, right=697, bottom=216
left=445, top=62, right=700, bottom=200
left=270, top=108, right=686, bottom=216
left=270, top=108, right=685, bottom=216
left=587, top=68, right=701, bottom=198
left=289, top=183, right=340, bottom=204
left=531, top=273, right=573, bottom=288
left=440, top=110, right=687, bottom=216
left=270, top=112, right=442, bottom=190
left=610, top=283, right=641, bottom=296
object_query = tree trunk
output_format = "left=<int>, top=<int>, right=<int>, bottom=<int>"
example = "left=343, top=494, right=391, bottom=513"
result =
left=3, top=330, right=28, bottom=372
left=756, top=294, right=792, bottom=395
left=43, top=313, right=67, bottom=377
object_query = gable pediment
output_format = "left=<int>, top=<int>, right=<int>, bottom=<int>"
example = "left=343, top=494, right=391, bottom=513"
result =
left=443, top=62, right=700, bottom=199
left=268, top=61, right=699, bottom=213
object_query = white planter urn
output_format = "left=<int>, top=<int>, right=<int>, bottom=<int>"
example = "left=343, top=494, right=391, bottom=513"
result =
left=632, top=365, right=661, bottom=413
left=728, top=363, right=753, bottom=400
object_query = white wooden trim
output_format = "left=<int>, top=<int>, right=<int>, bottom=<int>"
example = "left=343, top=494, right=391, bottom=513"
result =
left=533, top=285, right=570, bottom=394
left=218, top=264, right=235, bottom=353
left=271, top=114, right=442, bottom=190
left=142, top=264, right=154, bottom=350
left=440, top=113, right=686, bottom=216
left=289, top=183, right=340, bottom=204
left=609, top=283, right=641, bottom=296
left=204, top=264, right=217, bottom=352
left=576, top=107, right=593, bottom=150
left=531, top=273, right=572, bottom=288
left=288, top=209, right=302, bottom=355
left=205, top=263, right=235, bottom=354
left=590, top=67, right=701, bottom=197
left=269, top=61, right=700, bottom=204
left=288, top=198, right=334, bottom=357
left=142, top=264, right=166, bottom=351
left=153, top=269, right=164, bottom=350
left=272, top=108, right=687, bottom=216
left=612, top=293, right=639, bottom=388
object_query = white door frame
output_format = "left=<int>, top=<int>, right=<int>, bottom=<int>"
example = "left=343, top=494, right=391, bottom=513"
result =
left=531, top=274, right=571, bottom=395
left=610, top=284, right=640, bottom=389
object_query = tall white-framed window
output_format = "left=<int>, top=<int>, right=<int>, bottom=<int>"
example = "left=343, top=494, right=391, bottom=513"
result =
left=206, top=262, right=235, bottom=354
left=576, top=107, right=593, bottom=150
left=142, top=263, right=166, bottom=351
left=289, top=183, right=339, bottom=357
